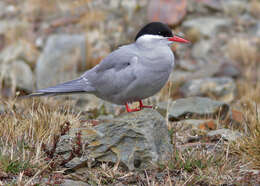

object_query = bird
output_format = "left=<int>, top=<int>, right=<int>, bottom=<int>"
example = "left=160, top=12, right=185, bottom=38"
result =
left=28, top=22, right=190, bottom=112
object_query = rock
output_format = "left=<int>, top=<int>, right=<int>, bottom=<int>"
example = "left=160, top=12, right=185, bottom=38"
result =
left=171, top=62, right=222, bottom=84
left=40, top=178, right=89, bottom=186
left=0, top=19, right=28, bottom=38
left=36, top=34, right=86, bottom=89
left=187, top=0, right=223, bottom=14
left=157, top=97, right=229, bottom=121
left=0, top=60, right=34, bottom=92
left=214, top=62, right=241, bottom=78
left=57, top=109, right=172, bottom=170
left=0, top=104, right=5, bottom=114
left=0, top=40, right=39, bottom=67
left=148, top=0, right=187, bottom=25
left=64, top=156, right=89, bottom=169
left=177, top=59, right=203, bottom=72
left=61, top=179, right=90, bottom=186
left=175, top=119, right=217, bottom=130
left=255, top=23, right=260, bottom=37
left=191, top=40, right=212, bottom=60
left=0, top=2, right=6, bottom=18
left=182, top=17, right=231, bottom=38
left=179, top=77, right=237, bottom=102
left=223, top=0, right=248, bottom=16
left=207, top=128, right=242, bottom=141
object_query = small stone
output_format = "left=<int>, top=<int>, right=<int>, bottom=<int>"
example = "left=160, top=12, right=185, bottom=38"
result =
left=64, top=156, right=88, bottom=169
left=158, top=97, right=229, bottom=121
left=174, top=119, right=217, bottom=130
left=207, top=128, right=242, bottom=141
left=227, top=109, right=244, bottom=125
left=182, top=17, right=231, bottom=38
left=198, top=120, right=217, bottom=130
left=179, top=77, right=237, bottom=102
left=61, top=179, right=90, bottom=186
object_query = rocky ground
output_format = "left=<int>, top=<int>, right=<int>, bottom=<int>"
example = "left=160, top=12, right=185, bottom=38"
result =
left=0, top=0, right=260, bottom=185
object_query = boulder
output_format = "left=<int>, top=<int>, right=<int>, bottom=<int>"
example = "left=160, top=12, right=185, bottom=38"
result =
left=36, top=34, right=86, bottom=89
left=57, top=109, right=172, bottom=170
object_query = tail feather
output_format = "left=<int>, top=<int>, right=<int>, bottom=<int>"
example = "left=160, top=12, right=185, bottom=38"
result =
left=26, top=78, right=95, bottom=98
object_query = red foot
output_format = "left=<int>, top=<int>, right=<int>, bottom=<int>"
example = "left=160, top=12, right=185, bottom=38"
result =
left=139, top=100, right=153, bottom=109
left=125, top=100, right=153, bottom=112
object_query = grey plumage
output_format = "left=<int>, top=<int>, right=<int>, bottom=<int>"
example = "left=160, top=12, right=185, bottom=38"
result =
left=29, top=38, right=174, bottom=105
left=27, top=22, right=190, bottom=107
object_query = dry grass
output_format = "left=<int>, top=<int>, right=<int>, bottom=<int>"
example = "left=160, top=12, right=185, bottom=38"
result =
left=0, top=98, right=81, bottom=184
left=226, top=33, right=260, bottom=182
left=231, top=81, right=260, bottom=168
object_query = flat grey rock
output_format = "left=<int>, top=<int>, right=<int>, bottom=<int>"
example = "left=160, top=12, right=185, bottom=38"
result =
left=157, top=97, right=229, bottom=121
left=179, top=77, right=237, bottom=102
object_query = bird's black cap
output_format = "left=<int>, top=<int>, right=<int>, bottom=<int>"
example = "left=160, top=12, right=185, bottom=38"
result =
left=135, top=22, right=173, bottom=41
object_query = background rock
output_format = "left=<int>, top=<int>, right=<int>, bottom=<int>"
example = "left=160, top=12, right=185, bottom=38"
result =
left=191, top=40, right=212, bottom=60
left=182, top=17, right=231, bottom=38
left=171, top=62, right=222, bottom=84
left=214, top=62, right=241, bottom=78
left=0, top=60, right=34, bottom=92
left=157, top=97, right=229, bottom=121
left=148, top=0, right=187, bottom=25
left=179, top=77, right=237, bottom=102
left=36, top=34, right=86, bottom=89
left=0, top=40, right=39, bottom=67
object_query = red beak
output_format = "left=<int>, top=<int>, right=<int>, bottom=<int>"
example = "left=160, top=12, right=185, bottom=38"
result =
left=168, top=35, right=190, bottom=43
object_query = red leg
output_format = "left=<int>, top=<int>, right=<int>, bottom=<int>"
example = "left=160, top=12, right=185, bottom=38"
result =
left=125, top=103, right=141, bottom=112
left=139, top=100, right=153, bottom=109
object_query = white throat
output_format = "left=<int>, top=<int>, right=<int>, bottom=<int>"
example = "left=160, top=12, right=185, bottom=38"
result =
left=136, top=34, right=171, bottom=49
